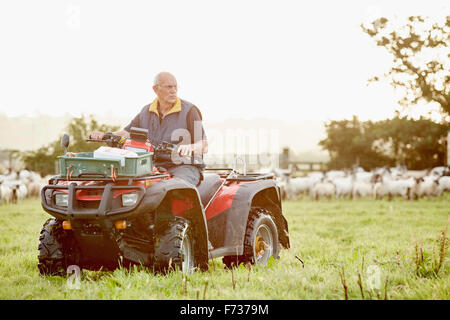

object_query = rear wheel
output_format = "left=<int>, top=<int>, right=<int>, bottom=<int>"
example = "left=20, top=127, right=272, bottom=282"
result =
left=154, top=217, right=195, bottom=274
left=38, top=218, right=79, bottom=276
left=223, top=208, right=279, bottom=268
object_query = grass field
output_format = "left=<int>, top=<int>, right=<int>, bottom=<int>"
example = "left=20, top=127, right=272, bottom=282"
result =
left=0, top=195, right=448, bottom=300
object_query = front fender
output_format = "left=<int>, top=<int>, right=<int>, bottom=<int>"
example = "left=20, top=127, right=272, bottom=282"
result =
left=139, top=178, right=209, bottom=270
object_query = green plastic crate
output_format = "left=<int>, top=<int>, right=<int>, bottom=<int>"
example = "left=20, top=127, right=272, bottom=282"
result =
left=58, top=152, right=153, bottom=178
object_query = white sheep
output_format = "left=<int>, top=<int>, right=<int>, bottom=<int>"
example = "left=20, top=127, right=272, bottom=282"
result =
left=333, top=176, right=353, bottom=199
left=0, top=184, right=13, bottom=204
left=26, top=181, right=43, bottom=197
left=352, top=181, right=373, bottom=198
left=326, top=170, right=346, bottom=180
left=3, top=180, right=28, bottom=203
left=373, top=176, right=415, bottom=200
left=430, top=166, right=450, bottom=177
left=310, top=181, right=335, bottom=200
left=411, top=176, right=439, bottom=199
left=283, top=176, right=320, bottom=200
left=405, top=169, right=430, bottom=180
left=307, top=171, right=325, bottom=180
left=436, top=176, right=450, bottom=195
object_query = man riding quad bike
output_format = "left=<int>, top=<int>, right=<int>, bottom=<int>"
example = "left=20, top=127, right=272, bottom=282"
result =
left=38, top=128, right=290, bottom=275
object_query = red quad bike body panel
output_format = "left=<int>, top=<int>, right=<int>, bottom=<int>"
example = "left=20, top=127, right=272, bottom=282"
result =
left=122, top=139, right=153, bottom=153
left=170, top=179, right=247, bottom=219
left=204, top=179, right=245, bottom=220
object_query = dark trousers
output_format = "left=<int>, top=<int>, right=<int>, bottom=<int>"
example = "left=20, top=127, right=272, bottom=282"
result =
left=167, top=165, right=202, bottom=187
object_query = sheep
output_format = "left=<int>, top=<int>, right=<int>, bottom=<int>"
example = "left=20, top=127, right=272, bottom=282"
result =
left=333, top=176, right=353, bottom=199
left=283, top=176, right=320, bottom=200
left=388, top=167, right=405, bottom=179
left=352, top=181, right=373, bottom=199
left=26, top=181, right=43, bottom=197
left=310, top=181, right=336, bottom=200
left=373, top=181, right=387, bottom=200
left=354, top=171, right=374, bottom=183
left=404, top=169, right=430, bottom=180
left=412, top=176, right=440, bottom=199
left=307, top=171, right=325, bottom=180
left=373, top=175, right=415, bottom=200
left=0, top=183, right=13, bottom=204
left=19, top=169, right=31, bottom=181
left=430, top=166, right=450, bottom=177
left=271, top=168, right=292, bottom=180
left=436, top=176, right=450, bottom=195
left=3, top=180, right=28, bottom=203
left=391, top=177, right=415, bottom=200
left=326, top=170, right=346, bottom=180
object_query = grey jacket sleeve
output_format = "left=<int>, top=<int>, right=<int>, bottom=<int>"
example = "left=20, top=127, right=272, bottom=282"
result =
left=186, top=106, right=207, bottom=144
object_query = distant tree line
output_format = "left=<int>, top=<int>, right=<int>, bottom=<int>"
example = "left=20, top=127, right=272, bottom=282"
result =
left=319, top=114, right=448, bottom=170
left=22, top=116, right=119, bottom=176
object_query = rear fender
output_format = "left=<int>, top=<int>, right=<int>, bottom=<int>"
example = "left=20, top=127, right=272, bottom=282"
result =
left=251, top=186, right=290, bottom=250
left=208, top=179, right=290, bottom=258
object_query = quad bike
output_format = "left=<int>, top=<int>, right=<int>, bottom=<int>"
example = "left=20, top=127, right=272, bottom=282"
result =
left=38, top=127, right=290, bottom=275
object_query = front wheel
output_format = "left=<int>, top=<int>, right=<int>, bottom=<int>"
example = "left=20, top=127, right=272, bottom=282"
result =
left=154, top=217, right=195, bottom=274
left=37, top=218, right=79, bottom=276
left=223, top=208, right=280, bottom=268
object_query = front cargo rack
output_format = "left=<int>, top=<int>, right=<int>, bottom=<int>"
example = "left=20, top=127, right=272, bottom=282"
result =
left=48, top=173, right=170, bottom=186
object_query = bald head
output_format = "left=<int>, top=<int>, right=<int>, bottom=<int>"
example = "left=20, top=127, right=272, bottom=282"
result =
left=153, top=72, right=177, bottom=87
left=153, top=72, right=178, bottom=106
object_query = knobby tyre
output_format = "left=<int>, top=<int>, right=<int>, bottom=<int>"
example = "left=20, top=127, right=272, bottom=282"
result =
left=37, top=218, right=79, bottom=276
left=154, top=216, right=195, bottom=274
left=222, top=207, right=280, bottom=268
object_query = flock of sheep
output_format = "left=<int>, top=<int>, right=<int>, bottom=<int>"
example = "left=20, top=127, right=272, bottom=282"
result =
left=272, top=166, right=450, bottom=201
left=0, top=170, right=49, bottom=205
left=1, top=165, right=450, bottom=205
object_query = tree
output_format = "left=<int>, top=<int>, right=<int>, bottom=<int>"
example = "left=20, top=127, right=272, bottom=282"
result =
left=319, top=115, right=447, bottom=170
left=361, top=16, right=450, bottom=119
left=373, top=115, right=447, bottom=169
left=22, top=116, right=119, bottom=176
left=319, top=116, right=392, bottom=170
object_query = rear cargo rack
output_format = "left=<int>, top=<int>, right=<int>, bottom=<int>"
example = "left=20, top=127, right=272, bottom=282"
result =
left=204, top=168, right=274, bottom=181
left=224, top=173, right=275, bottom=181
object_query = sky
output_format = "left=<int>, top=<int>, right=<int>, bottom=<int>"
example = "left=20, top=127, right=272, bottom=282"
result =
left=0, top=0, right=448, bottom=127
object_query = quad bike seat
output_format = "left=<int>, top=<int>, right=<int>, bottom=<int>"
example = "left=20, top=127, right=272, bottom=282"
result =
left=197, top=173, right=222, bottom=208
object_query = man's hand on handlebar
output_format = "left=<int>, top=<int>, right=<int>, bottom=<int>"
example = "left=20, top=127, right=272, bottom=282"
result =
left=177, top=144, right=195, bottom=157
left=90, top=130, right=105, bottom=140
left=177, top=140, right=208, bottom=156
left=90, top=130, right=130, bottom=140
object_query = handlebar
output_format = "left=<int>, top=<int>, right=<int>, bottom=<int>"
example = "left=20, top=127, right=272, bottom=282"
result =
left=154, top=141, right=195, bottom=163
left=86, top=132, right=124, bottom=148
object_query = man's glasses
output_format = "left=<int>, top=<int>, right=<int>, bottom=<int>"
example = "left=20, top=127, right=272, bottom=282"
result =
left=158, top=85, right=178, bottom=90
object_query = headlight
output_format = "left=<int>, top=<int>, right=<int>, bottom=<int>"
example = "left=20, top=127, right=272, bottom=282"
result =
left=122, top=192, right=138, bottom=207
left=55, top=193, right=69, bottom=207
